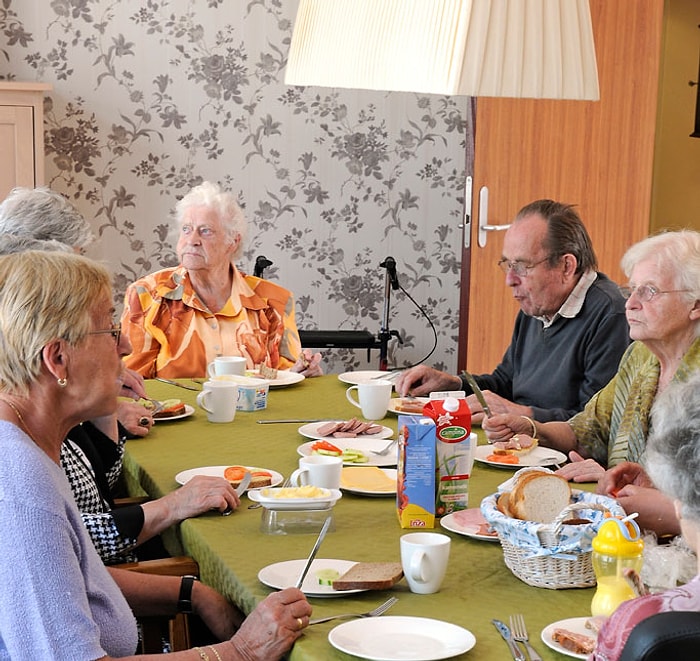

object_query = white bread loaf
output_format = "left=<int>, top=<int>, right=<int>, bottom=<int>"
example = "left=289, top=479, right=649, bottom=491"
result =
left=509, top=471, right=571, bottom=523
left=332, top=562, right=404, bottom=591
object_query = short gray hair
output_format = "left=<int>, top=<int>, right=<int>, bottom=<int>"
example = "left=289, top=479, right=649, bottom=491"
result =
left=0, top=251, right=111, bottom=395
left=645, top=373, right=700, bottom=524
left=174, top=181, right=247, bottom=259
left=0, top=233, right=73, bottom=256
left=0, top=187, right=94, bottom=250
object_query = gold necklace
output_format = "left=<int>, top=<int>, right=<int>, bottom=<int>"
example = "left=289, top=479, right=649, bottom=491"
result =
left=0, top=398, right=38, bottom=444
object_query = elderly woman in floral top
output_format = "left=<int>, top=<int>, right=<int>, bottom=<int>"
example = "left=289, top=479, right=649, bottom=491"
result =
left=483, top=230, right=700, bottom=492
left=122, top=181, right=321, bottom=378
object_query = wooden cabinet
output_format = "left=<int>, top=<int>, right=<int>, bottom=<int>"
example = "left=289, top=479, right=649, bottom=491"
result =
left=0, top=82, right=51, bottom=202
left=462, top=1, right=665, bottom=373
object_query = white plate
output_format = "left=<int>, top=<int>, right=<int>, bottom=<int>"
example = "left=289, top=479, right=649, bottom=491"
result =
left=174, top=465, right=284, bottom=489
left=298, top=421, right=393, bottom=441
left=298, top=439, right=397, bottom=468
left=340, top=468, right=397, bottom=496
left=439, top=508, right=499, bottom=541
left=387, top=397, right=430, bottom=416
left=258, top=559, right=366, bottom=597
left=474, top=444, right=567, bottom=469
left=329, top=616, right=476, bottom=661
left=154, top=404, right=195, bottom=422
left=247, top=487, right=342, bottom=510
left=338, top=371, right=395, bottom=385
left=244, top=369, right=305, bottom=387
left=541, top=617, right=596, bottom=659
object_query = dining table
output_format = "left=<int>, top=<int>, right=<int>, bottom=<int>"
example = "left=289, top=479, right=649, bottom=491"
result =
left=122, top=373, right=597, bottom=661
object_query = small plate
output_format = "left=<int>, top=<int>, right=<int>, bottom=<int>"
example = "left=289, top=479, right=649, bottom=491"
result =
left=298, top=421, right=393, bottom=441
left=439, top=509, right=498, bottom=541
left=541, top=617, right=596, bottom=659
left=174, top=465, right=283, bottom=489
left=340, top=467, right=397, bottom=495
left=329, top=616, right=476, bottom=660
left=244, top=369, right=305, bottom=387
left=258, top=559, right=365, bottom=597
left=474, top=444, right=567, bottom=469
left=298, top=439, right=397, bottom=468
left=154, top=404, right=195, bottom=422
left=387, top=397, right=430, bottom=416
left=247, top=487, right=342, bottom=510
left=338, top=371, right=395, bottom=385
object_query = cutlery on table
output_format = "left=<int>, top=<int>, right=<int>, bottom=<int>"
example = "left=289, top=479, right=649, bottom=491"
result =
left=371, top=371, right=402, bottom=380
left=308, top=596, right=399, bottom=625
left=222, top=471, right=252, bottom=516
left=371, top=438, right=397, bottom=456
left=460, top=370, right=492, bottom=418
left=294, top=516, right=333, bottom=589
left=154, top=376, right=200, bottom=391
left=509, top=613, right=542, bottom=661
left=492, top=619, right=525, bottom=661
left=256, top=419, right=325, bottom=424
left=143, top=398, right=166, bottom=415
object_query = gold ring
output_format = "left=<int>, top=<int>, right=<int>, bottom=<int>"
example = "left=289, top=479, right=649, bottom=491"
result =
left=296, top=617, right=304, bottom=630
left=139, top=416, right=150, bottom=426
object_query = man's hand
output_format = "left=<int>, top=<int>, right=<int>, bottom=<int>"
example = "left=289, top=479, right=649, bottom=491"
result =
left=466, top=391, right=533, bottom=425
left=555, top=451, right=605, bottom=483
left=395, top=366, right=461, bottom=397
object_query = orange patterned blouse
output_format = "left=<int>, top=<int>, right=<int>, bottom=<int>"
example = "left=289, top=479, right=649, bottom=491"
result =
left=121, top=265, right=301, bottom=378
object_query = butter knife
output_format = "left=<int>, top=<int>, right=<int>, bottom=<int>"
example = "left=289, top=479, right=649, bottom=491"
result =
left=222, top=471, right=252, bottom=516
left=295, top=516, right=333, bottom=589
left=492, top=619, right=525, bottom=661
left=154, top=376, right=200, bottom=391
left=460, top=370, right=492, bottom=418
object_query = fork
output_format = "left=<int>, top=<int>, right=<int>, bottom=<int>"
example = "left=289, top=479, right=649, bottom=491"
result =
left=509, top=613, right=542, bottom=661
left=371, top=438, right=397, bottom=456
left=143, top=398, right=166, bottom=414
left=308, top=596, right=398, bottom=625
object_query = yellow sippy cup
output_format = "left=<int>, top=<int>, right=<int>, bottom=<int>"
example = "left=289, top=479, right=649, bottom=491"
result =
left=590, top=516, right=644, bottom=617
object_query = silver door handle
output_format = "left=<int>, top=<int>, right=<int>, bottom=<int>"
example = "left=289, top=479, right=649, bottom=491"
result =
left=478, top=186, right=511, bottom=247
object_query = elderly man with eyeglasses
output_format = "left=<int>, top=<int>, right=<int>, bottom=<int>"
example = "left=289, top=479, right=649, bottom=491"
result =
left=396, top=199, right=630, bottom=424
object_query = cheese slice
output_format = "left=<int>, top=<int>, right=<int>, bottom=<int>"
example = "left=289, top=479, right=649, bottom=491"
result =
left=340, top=467, right=395, bottom=493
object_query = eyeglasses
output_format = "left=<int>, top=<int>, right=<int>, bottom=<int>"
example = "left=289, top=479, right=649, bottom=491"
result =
left=618, top=285, right=691, bottom=303
left=87, top=325, right=122, bottom=344
left=497, top=256, right=550, bottom=277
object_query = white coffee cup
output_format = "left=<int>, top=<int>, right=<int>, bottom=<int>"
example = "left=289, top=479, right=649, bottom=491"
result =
left=196, top=380, right=238, bottom=423
left=400, top=532, right=451, bottom=594
left=207, top=356, right=246, bottom=378
left=290, top=455, right=342, bottom=490
left=345, top=379, right=393, bottom=420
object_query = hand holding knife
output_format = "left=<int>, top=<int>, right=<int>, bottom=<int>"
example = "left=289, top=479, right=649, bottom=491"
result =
left=461, top=370, right=492, bottom=418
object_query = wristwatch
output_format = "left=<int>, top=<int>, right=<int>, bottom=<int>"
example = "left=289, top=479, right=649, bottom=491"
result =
left=177, top=575, right=198, bottom=614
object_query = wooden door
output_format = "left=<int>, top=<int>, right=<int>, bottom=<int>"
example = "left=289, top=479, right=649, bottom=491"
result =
left=462, top=0, right=665, bottom=373
left=0, top=106, right=35, bottom=201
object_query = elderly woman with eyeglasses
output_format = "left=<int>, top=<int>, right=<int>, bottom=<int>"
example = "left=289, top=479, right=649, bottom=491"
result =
left=484, top=230, right=700, bottom=487
left=0, top=251, right=311, bottom=659
left=121, top=181, right=321, bottom=379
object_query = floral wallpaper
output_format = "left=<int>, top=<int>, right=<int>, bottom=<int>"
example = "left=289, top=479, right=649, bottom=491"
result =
left=1, top=0, right=473, bottom=374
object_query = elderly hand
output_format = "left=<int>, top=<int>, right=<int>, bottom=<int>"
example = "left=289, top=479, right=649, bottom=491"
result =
left=481, top=413, right=530, bottom=443
left=165, top=475, right=240, bottom=519
left=291, top=348, right=323, bottom=377
left=120, top=367, right=147, bottom=400
left=117, top=400, right=153, bottom=437
left=395, top=366, right=461, bottom=397
left=466, top=391, right=533, bottom=425
left=596, top=461, right=654, bottom=496
left=613, top=485, right=680, bottom=537
left=228, top=588, right=312, bottom=661
left=555, top=451, right=605, bottom=483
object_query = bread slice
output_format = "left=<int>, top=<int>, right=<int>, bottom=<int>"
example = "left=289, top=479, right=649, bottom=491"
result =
left=223, top=466, right=273, bottom=490
left=509, top=472, right=571, bottom=523
left=153, top=399, right=186, bottom=418
left=332, top=562, right=404, bottom=591
left=492, top=436, right=539, bottom=456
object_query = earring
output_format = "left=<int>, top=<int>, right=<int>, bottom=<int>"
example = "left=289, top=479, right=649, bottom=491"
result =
left=57, top=377, right=67, bottom=388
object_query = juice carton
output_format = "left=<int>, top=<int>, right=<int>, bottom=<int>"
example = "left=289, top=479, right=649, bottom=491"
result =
left=396, top=415, right=436, bottom=528
left=422, top=391, right=475, bottom=517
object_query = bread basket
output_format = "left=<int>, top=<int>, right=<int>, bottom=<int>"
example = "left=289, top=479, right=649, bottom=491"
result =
left=481, top=489, right=626, bottom=589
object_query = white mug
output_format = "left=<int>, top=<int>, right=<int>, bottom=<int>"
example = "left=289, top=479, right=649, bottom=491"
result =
left=196, top=380, right=238, bottom=423
left=290, top=455, right=342, bottom=490
left=345, top=379, right=393, bottom=420
left=207, top=356, right=246, bottom=378
left=400, top=532, right=451, bottom=594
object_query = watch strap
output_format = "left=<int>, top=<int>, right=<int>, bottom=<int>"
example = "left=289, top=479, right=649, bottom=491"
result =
left=177, top=575, right=198, bottom=614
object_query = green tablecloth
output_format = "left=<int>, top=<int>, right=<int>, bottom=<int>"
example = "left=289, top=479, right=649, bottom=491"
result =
left=123, top=375, right=594, bottom=660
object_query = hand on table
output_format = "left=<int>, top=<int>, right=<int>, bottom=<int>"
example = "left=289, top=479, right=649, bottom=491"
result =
left=555, top=451, right=605, bottom=483
left=395, top=365, right=460, bottom=397
left=228, top=588, right=312, bottom=661
left=117, top=400, right=153, bottom=437
left=291, top=348, right=323, bottom=377
left=163, top=475, right=240, bottom=519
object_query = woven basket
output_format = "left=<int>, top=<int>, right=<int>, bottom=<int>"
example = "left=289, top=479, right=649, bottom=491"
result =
left=481, top=490, right=626, bottom=590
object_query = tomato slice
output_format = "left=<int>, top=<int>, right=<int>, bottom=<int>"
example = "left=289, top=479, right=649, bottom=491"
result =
left=486, top=453, right=520, bottom=465
left=224, top=466, right=248, bottom=481
left=311, top=440, right=342, bottom=454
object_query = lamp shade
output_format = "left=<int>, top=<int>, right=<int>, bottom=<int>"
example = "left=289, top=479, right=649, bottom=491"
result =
left=285, top=0, right=599, bottom=100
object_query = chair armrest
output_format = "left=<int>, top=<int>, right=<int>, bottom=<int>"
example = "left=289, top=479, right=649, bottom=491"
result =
left=113, top=556, right=199, bottom=577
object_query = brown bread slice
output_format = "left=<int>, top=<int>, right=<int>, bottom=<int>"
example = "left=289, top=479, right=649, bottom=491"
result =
left=332, top=562, right=404, bottom=591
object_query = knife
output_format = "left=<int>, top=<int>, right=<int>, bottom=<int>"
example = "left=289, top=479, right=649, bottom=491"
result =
left=221, top=471, right=252, bottom=516
left=154, top=376, right=200, bottom=391
left=460, top=370, right=492, bottom=418
left=492, top=619, right=525, bottom=661
left=294, top=516, right=333, bottom=589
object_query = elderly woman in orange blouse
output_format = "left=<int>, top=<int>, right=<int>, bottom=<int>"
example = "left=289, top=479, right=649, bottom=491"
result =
left=122, top=182, right=321, bottom=379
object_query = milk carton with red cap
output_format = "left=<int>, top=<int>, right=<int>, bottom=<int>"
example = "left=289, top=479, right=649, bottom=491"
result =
left=422, top=391, right=476, bottom=517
